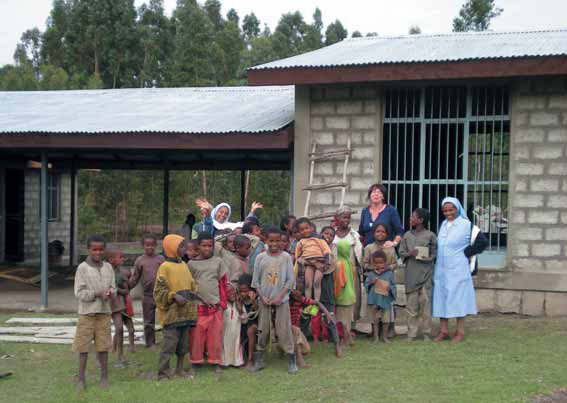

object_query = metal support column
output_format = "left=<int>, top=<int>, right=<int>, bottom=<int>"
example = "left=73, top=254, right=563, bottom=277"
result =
left=40, top=152, right=49, bottom=309
left=69, top=159, right=76, bottom=267
left=162, top=169, right=169, bottom=237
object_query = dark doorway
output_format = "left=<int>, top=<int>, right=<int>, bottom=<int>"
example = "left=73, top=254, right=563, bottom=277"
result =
left=5, top=169, right=25, bottom=261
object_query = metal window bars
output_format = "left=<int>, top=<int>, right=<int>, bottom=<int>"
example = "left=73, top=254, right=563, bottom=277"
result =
left=382, top=86, right=509, bottom=251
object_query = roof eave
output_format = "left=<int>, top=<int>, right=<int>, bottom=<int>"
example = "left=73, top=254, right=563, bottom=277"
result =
left=248, top=56, right=567, bottom=86
left=0, top=125, right=294, bottom=151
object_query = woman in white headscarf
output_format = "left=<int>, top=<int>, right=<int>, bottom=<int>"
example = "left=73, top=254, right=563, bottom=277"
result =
left=433, top=197, right=487, bottom=343
left=193, top=199, right=263, bottom=236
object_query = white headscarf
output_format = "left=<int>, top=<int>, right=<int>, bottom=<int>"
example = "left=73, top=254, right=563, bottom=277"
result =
left=441, top=197, right=468, bottom=220
left=211, top=203, right=242, bottom=231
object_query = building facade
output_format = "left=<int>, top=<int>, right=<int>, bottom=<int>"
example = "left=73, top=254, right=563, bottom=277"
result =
left=0, top=166, right=75, bottom=264
left=250, top=30, right=567, bottom=316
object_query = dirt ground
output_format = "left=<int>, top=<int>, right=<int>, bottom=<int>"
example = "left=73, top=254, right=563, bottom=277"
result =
left=0, top=278, right=143, bottom=314
left=532, top=389, right=567, bottom=402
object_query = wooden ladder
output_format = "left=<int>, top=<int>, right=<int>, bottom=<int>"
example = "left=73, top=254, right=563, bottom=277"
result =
left=303, top=138, right=353, bottom=219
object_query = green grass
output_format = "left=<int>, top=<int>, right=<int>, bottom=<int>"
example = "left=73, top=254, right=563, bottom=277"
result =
left=0, top=314, right=566, bottom=403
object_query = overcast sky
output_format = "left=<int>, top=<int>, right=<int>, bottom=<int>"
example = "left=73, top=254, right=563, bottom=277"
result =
left=1, top=0, right=566, bottom=66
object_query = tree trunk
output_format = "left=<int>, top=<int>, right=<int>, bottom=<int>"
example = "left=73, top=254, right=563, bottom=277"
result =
left=140, top=45, right=149, bottom=88
left=94, top=40, right=101, bottom=79
left=201, top=171, right=207, bottom=197
left=244, top=170, right=250, bottom=214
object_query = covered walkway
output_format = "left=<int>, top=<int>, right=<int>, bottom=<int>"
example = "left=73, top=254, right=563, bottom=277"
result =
left=0, top=86, right=296, bottom=308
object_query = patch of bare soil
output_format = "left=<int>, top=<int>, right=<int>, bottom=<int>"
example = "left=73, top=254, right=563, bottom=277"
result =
left=532, top=389, right=567, bottom=403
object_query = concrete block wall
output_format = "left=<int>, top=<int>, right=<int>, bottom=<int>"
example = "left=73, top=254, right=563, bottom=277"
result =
left=474, top=77, right=567, bottom=316
left=508, top=77, right=567, bottom=274
left=23, top=170, right=73, bottom=261
left=293, top=84, right=381, bottom=227
left=475, top=289, right=567, bottom=317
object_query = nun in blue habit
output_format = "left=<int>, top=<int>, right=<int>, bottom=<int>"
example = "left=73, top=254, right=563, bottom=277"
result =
left=432, top=197, right=481, bottom=343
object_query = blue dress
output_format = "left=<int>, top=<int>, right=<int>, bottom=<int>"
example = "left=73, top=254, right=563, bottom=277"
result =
left=432, top=217, right=477, bottom=318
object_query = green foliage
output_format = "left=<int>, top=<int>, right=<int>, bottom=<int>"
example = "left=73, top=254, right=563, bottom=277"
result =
left=0, top=64, right=37, bottom=90
left=272, top=12, right=308, bottom=59
left=409, top=25, right=422, bottom=35
left=325, top=20, right=348, bottom=46
left=302, top=8, right=324, bottom=51
left=453, top=0, right=503, bottom=32
left=86, top=74, right=104, bottom=89
left=1, top=1, right=355, bottom=89
left=169, top=0, right=216, bottom=86
left=38, top=64, right=69, bottom=90
left=77, top=170, right=289, bottom=242
left=242, top=12, right=260, bottom=42
left=138, top=0, right=174, bottom=88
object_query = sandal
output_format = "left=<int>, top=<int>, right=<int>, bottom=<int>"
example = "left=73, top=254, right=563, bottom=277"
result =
left=451, top=332, right=465, bottom=344
left=434, top=332, right=450, bottom=342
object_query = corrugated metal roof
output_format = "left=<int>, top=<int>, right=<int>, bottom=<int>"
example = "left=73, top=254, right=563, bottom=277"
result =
left=0, top=86, right=294, bottom=134
left=250, top=29, right=567, bottom=70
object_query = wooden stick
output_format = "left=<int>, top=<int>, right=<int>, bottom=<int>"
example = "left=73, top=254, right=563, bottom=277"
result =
left=308, top=210, right=359, bottom=220
left=340, top=137, right=351, bottom=207
left=302, top=182, right=347, bottom=191
left=309, top=148, right=351, bottom=156
left=304, top=142, right=317, bottom=217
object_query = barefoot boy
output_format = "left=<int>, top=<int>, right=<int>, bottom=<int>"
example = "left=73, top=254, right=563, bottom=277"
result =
left=129, top=234, right=165, bottom=349
left=251, top=228, right=297, bottom=374
left=365, top=250, right=396, bottom=344
left=399, top=208, right=437, bottom=341
left=72, top=235, right=116, bottom=391
left=188, top=232, right=229, bottom=374
left=154, top=234, right=199, bottom=380
left=107, top=246, right=135, bottom=365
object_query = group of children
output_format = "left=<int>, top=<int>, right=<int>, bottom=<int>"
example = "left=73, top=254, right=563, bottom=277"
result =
left=72, top=205, right=438, bottom=390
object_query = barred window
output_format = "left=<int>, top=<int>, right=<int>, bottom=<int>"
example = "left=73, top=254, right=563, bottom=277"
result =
left=382, top=86, right=509, bottom=263
left=39, top=173, right=60, bottom=221
left=48, top=174, right=60, bottom=221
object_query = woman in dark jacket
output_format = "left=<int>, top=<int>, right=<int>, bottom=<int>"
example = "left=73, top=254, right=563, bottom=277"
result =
left=358, top=184, right=404, bottom=248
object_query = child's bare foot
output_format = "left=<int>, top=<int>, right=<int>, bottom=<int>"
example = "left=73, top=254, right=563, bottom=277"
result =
left=76, top=380, right=86, bottom=392
left=147, top=344, right=157, bottom=352
left=175, top=370, right=194, bottom=379
left=334, top=343, right=343, bottom=358
left=312, top=339, right=319, bottom=348
left=128, top=345, right=136, bottom=353
left=245, top=361, right=254, bottom=371
left=99, top=378, right=109, bottom=389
